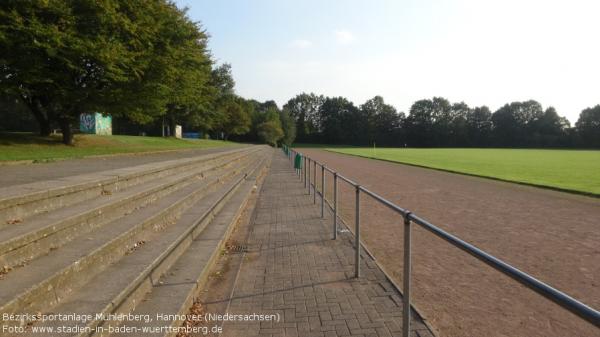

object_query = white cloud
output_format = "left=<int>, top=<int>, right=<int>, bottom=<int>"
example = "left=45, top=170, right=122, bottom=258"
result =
left=288, top=39, right=312, bottom=49
left=334, top=30, right=355, bottom=45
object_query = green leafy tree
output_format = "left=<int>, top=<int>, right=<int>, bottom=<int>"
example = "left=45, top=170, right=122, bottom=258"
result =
left=529, top=107, right=570, bottom=146
left=360, top=96, right=402, bottom=146
left=448, top=102, right=470, bottom=147
left=319, top=97, right=359, bottom=145
left=256, top=107, right=284, bottom=146
left=283, top=93, right=324, bottom=143
left=491, top=100, right=544, bottom=146
left=279, top=108, right=296, bottom=145
left=466, top=106, right=492, bottom=146
left=218, top=98, right=251, bottom=140
left=575, top=105, right=600, bottom=147
left=0, top=0, right=211, bottom=144
left=208, top=63, right=238, bottom=136
left=210, top=63, right=235, bottom=97
left=429, top=97, right=453, bottom=146
left=161, top=12, right=213, bottom=136
left=405, top=99, right=435, bottom=147
left=0, top=96, right=37, bottom=132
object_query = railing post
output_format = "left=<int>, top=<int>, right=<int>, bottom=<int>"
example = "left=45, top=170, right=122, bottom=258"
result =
left=355, top=185, right=360, bottom=278
left=304, top=156, right=307, bottom=187
left=402, top=212, right=412, bottom=337
left=333, top=172, right=338, bottom=240
left=307, top=158, right=311, bottom=195
left=313, top=161, right=317, bottom=204
left=321, top=165, right=325, bottom=218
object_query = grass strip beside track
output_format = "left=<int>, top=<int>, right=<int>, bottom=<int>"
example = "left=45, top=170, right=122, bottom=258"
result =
left=297, top=146, right=600, bottom=196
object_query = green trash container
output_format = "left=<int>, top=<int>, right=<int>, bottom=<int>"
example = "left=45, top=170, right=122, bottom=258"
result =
left=294, top=153, right=302, bottom=169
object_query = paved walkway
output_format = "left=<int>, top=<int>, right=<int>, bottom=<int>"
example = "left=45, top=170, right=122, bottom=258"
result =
left=222, top=153, right=434, bottom=337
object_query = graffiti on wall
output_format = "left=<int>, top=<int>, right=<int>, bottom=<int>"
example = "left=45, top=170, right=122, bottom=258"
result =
left=79, top=113, right=112, bottom=135
left=80, top=113, right=95, bottom=133
left=95, top=113, right=112, bottom=135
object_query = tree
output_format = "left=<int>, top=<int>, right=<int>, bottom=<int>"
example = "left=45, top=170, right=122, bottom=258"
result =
left=161, top=13, right=213, bottom=136
left=466, top=106, right=492, bottom=146
left=0, top=1, right=211, bottom=144
left=491, top=100, right=544, bottom=147
left=256, top=107, right=284, bottom=146
left=405, top=99, right=436, bottom=147
left=210, top=63, right=235, bottom=97
left=491, top=103, right=520, bottom=146
left=447, top=102, right=470, bottom=147
left=257, top=120, right=284, bottom=146
left=283, top=93, right=324, bottom=143
left=575, top=105, right=600, bottom=147
left=279, top=108, right=296, bottom=145
left=208, top=63, right=239, bottom=137
left=1, top=1, right=93, bottom=139
left=360, top=96, right=401, bottom=146
left=319, top=97, right=359, bottom=145
left=404, top=97, right=472, bottom=147
left=218, top=98, right=250, bottom=139
left=529, top=107, right=569, bottom=147
left=429, top=97, right=454, bottom=146
left=0, top=96, right=37, bottom=132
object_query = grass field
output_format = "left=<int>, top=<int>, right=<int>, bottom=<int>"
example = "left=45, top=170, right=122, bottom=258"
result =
left=0, top=133, right=237, bottom=162
left=301, top=146, right=600, bottom=196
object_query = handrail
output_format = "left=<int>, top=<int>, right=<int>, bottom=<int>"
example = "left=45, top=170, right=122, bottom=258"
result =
left=285, top=147, right=600, bottom=335
left=337, top=173, right=358, bottom=187
left=407, top=213, right=600, bottom=326
left=359, top=185, right=409, bottom=216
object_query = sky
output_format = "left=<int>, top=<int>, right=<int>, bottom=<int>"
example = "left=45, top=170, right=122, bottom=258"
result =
left=174, top=0, right=600, bottom=124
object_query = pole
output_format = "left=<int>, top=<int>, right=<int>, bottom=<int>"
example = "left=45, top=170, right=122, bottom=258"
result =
left=321, top=165, right=325, bottom=218
left=307, top=158, right=311, bottom=194
left=333, top=172, right=338, bottom=240
left=402, top=213, right=412, bottom=337
left=355, top=185, right=360, bottom=278
left=304, top=156, right=307, bottom=187
left=313, top=161, right=317, bottom=204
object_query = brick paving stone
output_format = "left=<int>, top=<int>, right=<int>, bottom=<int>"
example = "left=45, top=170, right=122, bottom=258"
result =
left=222, top=153, right=435, bottom=337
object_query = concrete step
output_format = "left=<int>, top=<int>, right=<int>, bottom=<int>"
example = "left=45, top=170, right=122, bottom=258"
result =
left=13, top=149, right=271, bottom=337
left=0, top=147, right=252, bottom=223
left=0, top=154, right=259, bottom=321
left=0, top=149, right=258, bottom=269
left=113, top=158, right=269, bottom=337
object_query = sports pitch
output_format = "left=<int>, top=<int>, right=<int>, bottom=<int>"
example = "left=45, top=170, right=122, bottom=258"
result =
left=320, top=147, right=600, bottom=196
left=297, top=148, right=600, bottom=337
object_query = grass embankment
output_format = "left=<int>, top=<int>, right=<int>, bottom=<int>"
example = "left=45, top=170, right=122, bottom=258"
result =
left=297, top=146, right=600, bottom=196
left=0, top=133, right=237, bottom=162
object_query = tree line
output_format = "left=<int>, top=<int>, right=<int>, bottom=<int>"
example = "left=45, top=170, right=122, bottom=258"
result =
left=0, top=0, right=294, bottom=146
left=1, top=1, right=598, bottom=149
left=284, top=93, right=600, bottom=148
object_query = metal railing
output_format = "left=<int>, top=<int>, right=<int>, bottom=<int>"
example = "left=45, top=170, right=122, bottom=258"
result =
left=282, top=146, right=600, bottom=337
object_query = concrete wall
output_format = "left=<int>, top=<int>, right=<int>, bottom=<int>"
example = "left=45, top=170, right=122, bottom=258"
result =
left=80, top=113, right=112, bottom=135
